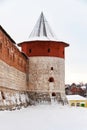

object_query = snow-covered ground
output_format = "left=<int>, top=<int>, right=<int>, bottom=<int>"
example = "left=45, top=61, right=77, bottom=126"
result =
left=0, top=104, right=87, bottom=130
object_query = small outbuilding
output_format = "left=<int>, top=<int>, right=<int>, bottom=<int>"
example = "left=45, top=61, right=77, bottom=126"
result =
left=66, top=95, right=87, bottom=107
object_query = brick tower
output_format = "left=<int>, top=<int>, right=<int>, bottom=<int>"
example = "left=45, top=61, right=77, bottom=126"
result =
left=18, top=12, right=69, bottom=104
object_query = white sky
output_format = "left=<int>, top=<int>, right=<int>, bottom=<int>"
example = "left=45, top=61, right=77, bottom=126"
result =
left=0, top=0, right=87, bottom=84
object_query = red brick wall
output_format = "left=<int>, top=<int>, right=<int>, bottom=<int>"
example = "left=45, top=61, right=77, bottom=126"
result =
left=0, top=30, right=27, bottom=73
left=19, top=41, right=69, bottom=59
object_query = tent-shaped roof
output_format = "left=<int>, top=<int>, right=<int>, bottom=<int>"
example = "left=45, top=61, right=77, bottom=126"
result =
left=29, top=12, right=57, bottom=41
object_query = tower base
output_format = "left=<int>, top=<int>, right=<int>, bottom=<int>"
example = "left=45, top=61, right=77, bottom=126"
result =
left=0, top=88, right=29, bottom=111
left=28, top=92, right=68, bottom=105
left=0, top=90, right=68, bottom=110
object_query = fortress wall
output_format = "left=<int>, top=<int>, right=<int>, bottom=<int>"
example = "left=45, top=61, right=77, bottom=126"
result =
left=0, top=29, right=27, bottom=73
left=0, top=60, right=27, bottom=91
left=0, top=29, right=28, bottom=91
left=0, top=28, right=30, bottom=109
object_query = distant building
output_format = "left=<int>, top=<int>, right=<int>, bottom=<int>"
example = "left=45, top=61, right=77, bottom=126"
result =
left=65, top=83, right=86, bottom=96
left=0, top=13, right=69, bottom=110
left=66, top=95, right=87, bottom=107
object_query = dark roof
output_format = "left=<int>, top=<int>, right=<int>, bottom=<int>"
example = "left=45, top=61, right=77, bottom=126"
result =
left=0, top=25, right=16, bottom=44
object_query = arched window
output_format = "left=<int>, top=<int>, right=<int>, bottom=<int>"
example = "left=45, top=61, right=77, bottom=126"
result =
left=51, top=67, right=53, bottom=70
left=52, top=92, right=56, bottom=96
left=1, top=91, right=5, bottom=100
left=49, top=77, right=54, bottom=82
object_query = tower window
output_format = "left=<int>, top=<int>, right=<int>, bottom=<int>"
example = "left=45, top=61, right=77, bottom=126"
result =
left=51, top=67, right=53, bottom=70
left=48, top=48, right=50, bottom=53
left=7, top=48, right=9, bottom=55
left=1, top=91, right=5, bottom=100
left=0, top=42, right=2, bottom=51
left=52, top=92, right=56, bottom=96
left=49, top=77, right=54, bottom=82
left=29, top=49, right=32, bottom=53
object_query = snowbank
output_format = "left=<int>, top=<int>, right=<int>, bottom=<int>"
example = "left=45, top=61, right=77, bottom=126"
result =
left=0, top=104, right=87, bottom=130
left=66, top=95, right=87, bottom=100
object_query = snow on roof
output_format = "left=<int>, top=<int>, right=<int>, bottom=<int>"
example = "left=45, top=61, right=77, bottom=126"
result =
left=28, top=36, right=57, bottom=41
left=66, top=95, right=87, bottom=101
left=81, top=86, right=86, bottom=90
left=29, top=12, right=57, bottom=41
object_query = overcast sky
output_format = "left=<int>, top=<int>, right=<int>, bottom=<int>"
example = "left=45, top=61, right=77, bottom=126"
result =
left=0, top=0, right=87, bottom=84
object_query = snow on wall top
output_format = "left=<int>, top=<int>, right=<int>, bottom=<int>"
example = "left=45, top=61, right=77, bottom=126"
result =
left=29, top=12, right=57, bottom=41
left=66, top=95, right=87, bottom=101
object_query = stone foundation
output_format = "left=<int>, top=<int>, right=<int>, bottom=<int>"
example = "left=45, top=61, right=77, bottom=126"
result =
left=28, top=92, right=68, bottom=105
left=0, top=89, right=68, bottom=110
left=0, top=88, right=29, bottom=110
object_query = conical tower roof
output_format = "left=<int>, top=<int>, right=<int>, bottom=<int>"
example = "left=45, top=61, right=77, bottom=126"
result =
left=29, top=12, right=57, bottom=41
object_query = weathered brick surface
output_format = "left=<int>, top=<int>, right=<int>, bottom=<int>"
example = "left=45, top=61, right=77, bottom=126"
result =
left=0, top=30, right=27, bottom=73
left=28, top=57, right=66, bottom=100
left=18, top=41, right=69, bottom=58
left=0, top=60, right=27, bottom=91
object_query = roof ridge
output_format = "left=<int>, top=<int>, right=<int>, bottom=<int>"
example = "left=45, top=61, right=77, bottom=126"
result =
left=0, top=25, right=16, bottom=44
left=29, top=12, right=57, bottom=41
